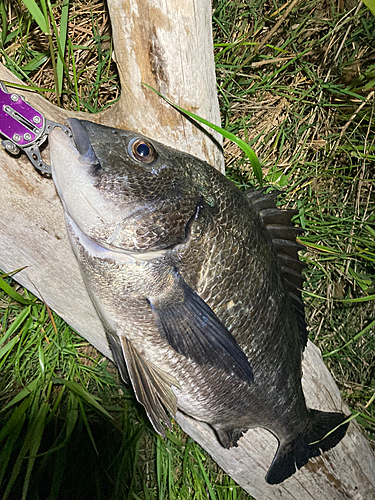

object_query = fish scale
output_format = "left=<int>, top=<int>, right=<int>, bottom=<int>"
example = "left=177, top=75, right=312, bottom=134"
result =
left=49, top=117, right=349, bottom=485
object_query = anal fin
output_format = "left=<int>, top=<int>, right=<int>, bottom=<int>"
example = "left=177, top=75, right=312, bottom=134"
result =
left=120, top=336, right=179, bottom=436
left=106, top=331, right=130, bottom=385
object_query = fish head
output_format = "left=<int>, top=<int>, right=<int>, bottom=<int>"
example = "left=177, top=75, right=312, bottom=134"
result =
left=49, top=119, right=206, bottom=252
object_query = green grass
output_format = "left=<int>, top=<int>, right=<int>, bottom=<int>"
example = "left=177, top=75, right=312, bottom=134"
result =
left=1, top=0, right=375, bottom=498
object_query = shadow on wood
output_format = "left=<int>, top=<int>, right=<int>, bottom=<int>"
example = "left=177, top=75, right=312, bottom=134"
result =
left=0, top=1, right=374, bottom=498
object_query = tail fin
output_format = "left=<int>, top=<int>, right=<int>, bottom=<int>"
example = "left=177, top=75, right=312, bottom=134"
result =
left=265, top=410, right=349, bottom=484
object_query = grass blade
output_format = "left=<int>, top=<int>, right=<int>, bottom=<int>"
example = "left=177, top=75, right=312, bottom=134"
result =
left=337, top=294, right=375, bottom=303
left=47, top=445, right=68, bottom=500
left=323, top=319, right=375, bottom=358
left=194, top=448, right=217, bottom=500
left=0, top=307, right=30, bottom=346
left=0, top=267, right=28, bottom=279
left=53, top=378, right=112, bottom=420
left=0, top=335, right=19, bottom=365
left=77, top=397, right=99, bottom=456
left=0, top=399, right=30, bottom=486
left=143, top=83, right=263, bottom=186
left=57, top=0, right=69, bottom=95
left=2, top=391, right=43, bottom=500
left=47, top=0, right=69, bottom=96
left=22, top=402, right=49, bottom=500
left=21, top=0, right=49, bottom=34
left=2, top=378, right=40, bottom=412
left=0, top=278, right=34, bottom=305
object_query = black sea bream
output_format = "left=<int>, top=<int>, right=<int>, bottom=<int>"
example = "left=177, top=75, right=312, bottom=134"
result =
left=49, top=119, right=348, bottom=484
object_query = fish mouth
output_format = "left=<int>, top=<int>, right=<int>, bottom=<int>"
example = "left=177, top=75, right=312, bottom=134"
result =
left=49, top=119, right=99, bottom=173
left=65, top=118, right=101, bottom=169
left=49, top=118, right=101, bottom=177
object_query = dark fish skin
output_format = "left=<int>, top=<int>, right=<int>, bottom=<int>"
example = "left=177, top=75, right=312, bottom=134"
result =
left=49, top=118, right=349, bottom=484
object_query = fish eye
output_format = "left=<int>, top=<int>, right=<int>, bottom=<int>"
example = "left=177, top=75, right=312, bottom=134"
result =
left=128, top=138, right=157, bottom=164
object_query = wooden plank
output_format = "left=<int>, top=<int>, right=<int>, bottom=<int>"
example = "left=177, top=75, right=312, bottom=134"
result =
left=0, top=1, right=374, bottom=498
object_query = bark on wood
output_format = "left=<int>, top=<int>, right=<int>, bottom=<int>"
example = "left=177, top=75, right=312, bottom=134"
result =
left=0, top=1, right=374, bottom=498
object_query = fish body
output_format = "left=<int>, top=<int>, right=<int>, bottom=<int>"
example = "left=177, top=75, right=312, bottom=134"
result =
left=49, top=119, right=348, bottom=484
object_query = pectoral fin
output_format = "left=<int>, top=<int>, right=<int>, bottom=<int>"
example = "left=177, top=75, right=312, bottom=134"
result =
left=149, top=273, right=253, bottom=383
left=120, top=335, right=179, bottom=436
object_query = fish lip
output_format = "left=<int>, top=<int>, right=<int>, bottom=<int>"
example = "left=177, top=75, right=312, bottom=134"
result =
left=64, top=118, right=100, bottom=167
left=49, top=126, right=80, bottom=160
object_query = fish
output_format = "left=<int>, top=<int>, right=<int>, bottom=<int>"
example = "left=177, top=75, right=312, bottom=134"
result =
left=49, top=118, right=349, bottom=484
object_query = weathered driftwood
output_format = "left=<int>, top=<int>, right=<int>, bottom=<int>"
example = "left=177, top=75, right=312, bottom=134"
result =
left=0, top=1, right=374, bottom=498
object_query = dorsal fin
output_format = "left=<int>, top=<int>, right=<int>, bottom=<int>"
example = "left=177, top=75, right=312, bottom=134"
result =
left=245, top=188, right=308, bottom=348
